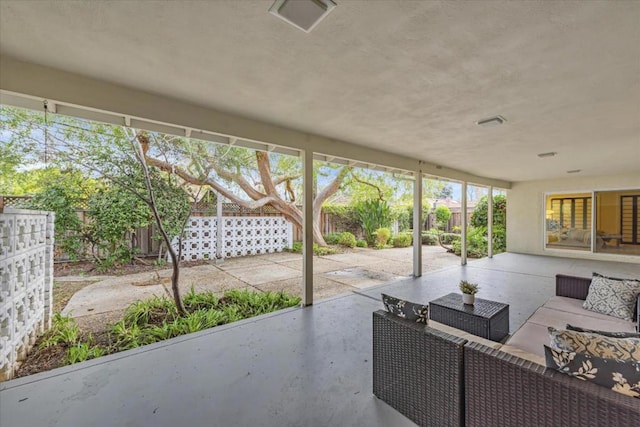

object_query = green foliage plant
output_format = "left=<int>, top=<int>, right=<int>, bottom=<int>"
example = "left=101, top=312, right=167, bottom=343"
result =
left=66, top=341, right=106, bottom=364
left=27, top=183, right=86, bottom=260
left=322, top=233, right=343, bottom=245
left=355, top=199, right=392, bottom=245
left=374, top=227, right=391, bottom=246
left=434, top=205, right=452, bottom=230
left=392, top=232, right=413, bottom=248
left=471, top=195, right=507, bottom=228
left=339, top=232, right=357, bottom=248
left=39, top=314, right=80, bottom=349
left=356, top=239, right=367, bottom=248
left=459, top=280, right=479, bottom=295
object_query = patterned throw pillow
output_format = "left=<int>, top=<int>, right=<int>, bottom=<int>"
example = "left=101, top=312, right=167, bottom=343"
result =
left=566, top=324, right=640, bottom=339
left=544, top=346, right=640, bottom=399
left=583, top=273, right=640, bottom=321
left=381, top=293, right=428, bottom=323
left=548, top=327, right=640, bottom=361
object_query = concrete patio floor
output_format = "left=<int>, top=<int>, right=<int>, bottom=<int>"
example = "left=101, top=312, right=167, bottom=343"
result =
left=2, top=253, right=639, bottom=427
left=61, top=246, right=459, bottom=318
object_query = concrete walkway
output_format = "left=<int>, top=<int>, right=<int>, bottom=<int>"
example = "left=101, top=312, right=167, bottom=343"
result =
left=61, top=246, right=460, bottom=318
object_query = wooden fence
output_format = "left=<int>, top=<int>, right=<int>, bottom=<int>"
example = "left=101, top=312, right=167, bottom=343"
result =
left=1, top=195, right=471, bottom=260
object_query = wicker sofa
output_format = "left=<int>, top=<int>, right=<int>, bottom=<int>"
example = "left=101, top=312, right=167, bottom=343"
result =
left=373, top=274, right=640, bottom=427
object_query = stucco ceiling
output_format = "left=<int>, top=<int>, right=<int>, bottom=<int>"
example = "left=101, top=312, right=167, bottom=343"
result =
left=1, top=0, right=639, bottom=182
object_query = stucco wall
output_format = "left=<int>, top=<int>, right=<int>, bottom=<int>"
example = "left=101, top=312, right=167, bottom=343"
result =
left=507, top=172, right=640, bottom=263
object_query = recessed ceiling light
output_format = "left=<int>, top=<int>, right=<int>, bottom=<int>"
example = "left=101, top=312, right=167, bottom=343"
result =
left=567, top=169, right=582, bottom=174
left=269, top=0, right=337, bottom=33
left=537, top=152, right=557, bottom=158
left=476, top=115, right=506, bottom=127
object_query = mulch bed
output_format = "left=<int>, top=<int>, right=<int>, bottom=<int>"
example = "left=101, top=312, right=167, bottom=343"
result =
left=54, top=258, right=211, bottom=277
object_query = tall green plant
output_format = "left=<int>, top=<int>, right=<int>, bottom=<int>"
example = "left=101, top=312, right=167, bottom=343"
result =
left=471, top=195, right=507, bottom=228
left=27, top=181, right=85, bottom=260
left=355, top=199, right=392, bottom=245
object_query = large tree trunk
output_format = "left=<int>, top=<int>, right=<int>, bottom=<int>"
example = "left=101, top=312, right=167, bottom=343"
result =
left=145, top=150, right=350, bottom=246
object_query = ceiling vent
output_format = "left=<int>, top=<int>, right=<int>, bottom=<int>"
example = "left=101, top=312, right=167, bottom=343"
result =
left=476, top=116, right=506, bottom=127
left=269, top=0, right=337, bottom=33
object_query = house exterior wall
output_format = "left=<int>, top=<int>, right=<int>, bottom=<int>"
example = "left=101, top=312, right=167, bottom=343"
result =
left=507, top=172, right=640, bottom=263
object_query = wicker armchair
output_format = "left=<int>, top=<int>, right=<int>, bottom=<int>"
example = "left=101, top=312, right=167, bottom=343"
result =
left=373, top=310, right=466, bottom=427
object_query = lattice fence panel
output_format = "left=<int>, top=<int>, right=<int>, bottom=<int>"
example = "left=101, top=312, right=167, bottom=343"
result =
left=171, top=216, right=293, bottom=261
left=0, top=209, right=54, bottom=381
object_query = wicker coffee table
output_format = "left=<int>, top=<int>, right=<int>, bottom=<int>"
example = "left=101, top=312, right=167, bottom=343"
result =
left=429, top=293, right=509, bottom=342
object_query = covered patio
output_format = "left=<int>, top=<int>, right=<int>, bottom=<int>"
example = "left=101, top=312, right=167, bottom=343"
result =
left=2, top=253, right=638, bottom=426
left=1, top=1, right=639, bottom=426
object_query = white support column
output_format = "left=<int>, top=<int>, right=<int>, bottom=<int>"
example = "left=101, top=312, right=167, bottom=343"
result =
left=302, top=150, right=314, bottom=306
left=412, top=167, right=422, bottom=277
left=461, top=181, right=468, bottom=266
left=216, top=192, right=223, bottom=260
left=487, top=186, right=494, bottom=258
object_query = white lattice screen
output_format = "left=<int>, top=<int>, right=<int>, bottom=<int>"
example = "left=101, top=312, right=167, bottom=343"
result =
left=0, top=209, right=54, bottom=380
left=172, top=216, right=293, bottom=261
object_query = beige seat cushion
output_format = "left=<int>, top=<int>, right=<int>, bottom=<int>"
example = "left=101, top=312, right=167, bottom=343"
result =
left=499, top=344, right=546, bottom=366
left=505, top=296, right=637, bottom=363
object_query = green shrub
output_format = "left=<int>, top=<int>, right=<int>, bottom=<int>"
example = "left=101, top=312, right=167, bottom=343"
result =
left=287, top=241, right=338, bottom=255
left=421, top=231, right=439, bottom=245
left=392, top=232, right=413, bottom=247
left=450, top=225, right=506, bottom=258
left=471, top=195, right=507, bottom=228
left=356, top=239, right=367, bottom=248
left=440, top=233, right=461, bottom=245
left=39, top=314, right=80, bottom=349
left=66, top=341, right=106, bottom=364
left=339, top=232, right=357, bottom=248
left=374, top=227, right=391, bottom=246
left=323, top=233, right=343, bottom=245
left=313, top=244, right=337, bottom=255
left=434, top=205, right=452, bottom=229
left=355, top=199, right=392, bottom=245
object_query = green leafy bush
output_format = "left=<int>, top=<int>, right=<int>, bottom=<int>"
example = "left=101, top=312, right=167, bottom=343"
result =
left=392, top=205, right=412, bottom=232
left=440, top=233, right=461, bottom=245
left=374, top=227, right=391, bottom=246
left=434, top=205, right=452, bottom=229
left=323, top=233, right=343, bottom=245
left=356, top=239, right=367, bottom=248
left=339, top=232, right=357, bottom=248
left=313, top=244, right=338, bottom=255
left=451, top=225, right=506, bottom=258
left=421, top=231, right=439, bottom=245
left=392, top=232, right=413, bottom=248
left=471, top=195, right=507, bottom=228
left=27, top=184, right=86, bottom=260
left=355, top=199, right=392, bottom=245
left=288, top=242, right=338, bottom=255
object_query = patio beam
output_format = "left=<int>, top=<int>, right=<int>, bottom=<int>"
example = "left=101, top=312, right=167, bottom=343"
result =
left=413, top=166, right=422, bottom=277
left=488, top=186, right=494, bottom=258
left=302, top=149, right=313, bottom=306
left=461, top=181, right=468, bottom=265
left=0, top=57, right=511, bottom=189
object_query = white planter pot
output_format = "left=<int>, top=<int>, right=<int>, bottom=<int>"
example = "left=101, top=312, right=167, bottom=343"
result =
left=462, top=293, right=475, bottom=305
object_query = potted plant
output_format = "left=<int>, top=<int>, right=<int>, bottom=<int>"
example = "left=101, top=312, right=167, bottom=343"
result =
left=459, top=280, right=479, bottom=305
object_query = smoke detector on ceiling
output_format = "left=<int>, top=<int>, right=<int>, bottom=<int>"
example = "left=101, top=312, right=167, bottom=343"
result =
left=269, top=0, right=337, bottom=33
